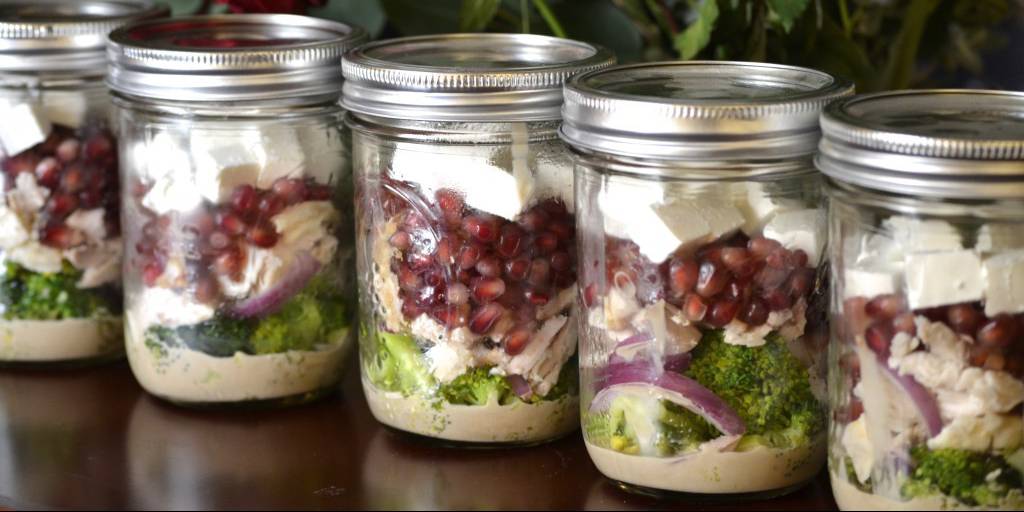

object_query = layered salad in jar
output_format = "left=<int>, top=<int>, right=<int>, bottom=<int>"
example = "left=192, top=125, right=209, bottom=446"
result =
left=831, top=216, right=1024, bottom=510
left=357, top=131, right=579, bottom=443
left=0, top=97, right=122, bottom=362
left=579, top=177, right=828, bottom=494
left=123, top=121, right=353, bottom=404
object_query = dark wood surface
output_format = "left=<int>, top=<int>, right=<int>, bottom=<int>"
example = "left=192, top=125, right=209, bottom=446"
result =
left=0, top=356, right=839, bottom=510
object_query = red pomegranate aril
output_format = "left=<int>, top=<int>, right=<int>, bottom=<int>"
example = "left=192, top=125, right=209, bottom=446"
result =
left=469, top=303, right=505, bottom=334
left=893, top=312, right=917, bottom=336
left=527, top=258, right=551, bottom=287
left=207, top=231, right=231, bottom=251
left=389, top=230, right=411, bottom=250
left=230, top=184, right=258, bottom=214
left=84, top=134, right=113, bottom=160
left=40, top=224, right=78, bottom=249
left=695, top=261, right=728, bottom=298
left=764, top=288, right=793, bottom=311
left=431, top=305, right=468, bottom=328
left=723, top=281, right=747, bottom=302
left=307, top=184, right=332, bottom=201
left=272, top=178, right=307, bottom=205
left=582, top=283, right=600, bottom=309
left=518, top=209, right=549, bottom=232
left=550, top=251, right=572, bottom=272
left=788, top=268, right=815, bottom=298
left=401, top=300, right=425, bottom=320
left=498, top=225, right=525, bottom=258
left=473, top=277, right=506, bottom=303
left=739, top=298, right=770, bottom=327
left=789, top=249, right=809, bottom=269
left=525, top=288, right=550, bottom=306
left=464, top=215, right=499, bottom=243
left=535, top=232, right=558, bottom=255
left=547, top=221, right=573, bottom=240
left=748, top=236, right=781, bottom=258
left=56, top=138, right=80, bottom=163
left=47, top=193, right=78, bottom=216
left=213, top=249, right=243, bottom=279
left=504, top=327, right=532, bottom=355
left=79, top=188, right=103, bottom=209
left=984, top=352, right=1006, bottom=371
left=707, top=300, right=740, bottom=327
left=34, top=157, right=60, bottom=187
left=457, top=244, right=482, bottom=270
left=217, top=211, right=246, bottom=236
left=476, top=255, right=502, bottom=278
left=668, top=258, right=699, bottom=294
left=977, top=315, right=1017, bottom=349
left=446, top=283, right=470, bottom=305
left=436, top=189, right=464, bottom=216
left=721, top=247, right=750, bottom=270
left=193, top=276, right=220, bottom=304
left=865, top=321, right=895, bottom=358
left=258, top=195, right=285, bottom=218
left=683, top=293, right=708, bottom=322
left=766, top=249, right=789, bottom=269
left=60, top=164, right=85, bottom=192
left=947, top=304, right=983, bottom=336
left=398, top=265, right=422, bottom=291
left=406, top=252, right=433, bottom=271
left=865, top=294, right=907, bottom=320
left=248, top=221, right=279, bottom=248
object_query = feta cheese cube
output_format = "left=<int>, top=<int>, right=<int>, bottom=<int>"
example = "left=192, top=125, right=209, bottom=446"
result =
left=733, top=182, right=802, bottom=235
left=41, top=92, right=89, bottom=128
left=841, top=416, right=875, bottom=484
left=130, top=132, right=191, bottom=184
left=982, top=250, right=1024, bottom=316
left=598, top=175, right=664, bottom=241
left=929, top=414, right=1022, bottom=452
left=298, top=123, right=345, bottom=186
left=905, top=250, right=983, bottom=309
left=9, top=242, right=63, bottom=274
left=631, top=197, right=743, bottom=263
left=976, top=224, right=1024, bottom=252
left=142, top=174, right=203, bottom=215
left=0, top=206, right=29, bottom=250
left=0, top=102, right=52, bottom=156
left=884, top=216, right=962, bottom=252
left=843, top=265, right=902, bottom=299
left=763, top=209, right=825, bottom=265
left=257, top=125, right=307, bottom=188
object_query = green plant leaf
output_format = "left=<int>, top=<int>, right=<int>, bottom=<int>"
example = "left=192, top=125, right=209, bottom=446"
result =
left=380, top=0, right=462, bottom=35
left=459, top=0, right=501, bottom=31
left=532, top=0, right=567, bottom=37
left=309, top=0, right=387, bottom=37
left=550, top=0, right=645, bottom=62
left=882, top=0, right=942, bottom=90
left=767, top=0, right=810, bottom=32
left=673, top=0, right=719, bottom=60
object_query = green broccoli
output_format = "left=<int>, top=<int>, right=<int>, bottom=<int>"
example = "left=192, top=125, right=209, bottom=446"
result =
left=685, top=329, right=824, bottom=450
left=658, top=400, right=719, bottom=454
left=0, top=262, right=118, bottom=320
left=903, top=447, right=1024, bottom=508
left=586, top=395, right=720, bottom=456
left=250, top=275, right=350, bottom=354
left=362, top=329, right=437, bottom=396
left=168, top=316, right=254, bottom=357
left=438, top=366, right=517, bottom=406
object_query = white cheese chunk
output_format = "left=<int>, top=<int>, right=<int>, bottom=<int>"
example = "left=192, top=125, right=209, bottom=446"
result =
left=424, top=341, right=476, bottom=384
left=843, top=265, right=902, bottom=299
left=762, top=208, right=825, bottom=266
left=733, top=182, right=802, bottom=235
left=297, top=123, right=344, bottom=186
left=190, top=126, right=308, bottom=196
left=141, top=174, right=203, bottom=215
left=884, top=216, right=962, bottom=252
left=130, top=132, right=192, bottom=184
left=619, top=197, right=744, bottom=264
left=905, top=250, right=983, bottom=309
left=598, top=176, right=664, bottom=242
left=976, top=224, right=1024, bottom=252
left=0, top=206, right=29, bottom=250
left=41, top=92, right=89, bottom=129
left=929, top=414, right=1023, bottom=452
left=135, top=287, right=215, bottom=327
left=255, top=125, right=307, bottom=188
left=0, top=102, right=51, bottom=156
left=9, top=242, right=63, bottom=274
left=982, top=250, right=1024, bottom=316
left=841, top=416, right=875, bottom=484
left=65, top=208, right=107, bottom=244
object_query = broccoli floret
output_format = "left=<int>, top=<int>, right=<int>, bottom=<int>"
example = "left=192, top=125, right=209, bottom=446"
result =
left=438, top=366, right=516, bottom=406
left=685, top=329, right=824, bottom=450
left=0, top=262, right=118, bottom=320
left=246, top=275, right=350, bottom=355
left=903, top=447, right=1023, bottom=508
left=363, top=329, right=436, bottom=396
left=172, top=316, right=254, bottom=357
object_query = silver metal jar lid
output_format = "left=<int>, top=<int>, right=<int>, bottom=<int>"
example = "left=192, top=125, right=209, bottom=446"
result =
left=107, top=14, right=367, bottom=103
left=342, top=33, right=615, bottom=122
left=0, top=0, right=167, bottom=74
left=560, top=61, right=853, bottom=161
left=819, top=90, right=1024, bottom=199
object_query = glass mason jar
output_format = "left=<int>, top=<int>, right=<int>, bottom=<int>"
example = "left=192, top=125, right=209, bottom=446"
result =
left=344, top=34, right=614, bottom=444
left=561, top=62, right=853, bottom=496
left=107, top=15, right=366, bottom=406
left=0, top=1, right=166, bottom=366
left=820, top=91, right=1024, bottom=510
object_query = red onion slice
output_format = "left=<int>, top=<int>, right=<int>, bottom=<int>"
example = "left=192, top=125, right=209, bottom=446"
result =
left=880, top=363, right=943, bottom=438
left=229, top=251, right=321, bottom=318
left=506, top=374, right=533, bottom=401
left=590, top=369, right=746, bottom=437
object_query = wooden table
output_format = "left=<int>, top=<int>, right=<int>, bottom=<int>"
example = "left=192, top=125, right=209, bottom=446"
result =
left=0, top=357, right=839, bottom=510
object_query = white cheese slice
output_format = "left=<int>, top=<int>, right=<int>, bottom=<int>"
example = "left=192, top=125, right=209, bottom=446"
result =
left=763, top=208, right=825, bottom=266
left=976, top=224, right=1024, bottom=252
left=733, top=182, right=803, bottom=235
left=0, top=102, right=52, bottom=156
left=884, top=216, right=962, bottom=253
left=982, top=250, right=1024, bottom=316
left=905, top=250, right=983, bottom=309
left=41, top=92, right=89, bottom=128
left=843, top=265, right=902, bottom=299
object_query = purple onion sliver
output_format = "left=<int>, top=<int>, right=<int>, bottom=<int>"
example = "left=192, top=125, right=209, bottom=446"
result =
left=881, top=364, right=943, bottom=437
left=229, top=251, right=321, bottom=318
left=663, top=352, right=692, bottom=374
left=506, top=374, right=533, bottom=400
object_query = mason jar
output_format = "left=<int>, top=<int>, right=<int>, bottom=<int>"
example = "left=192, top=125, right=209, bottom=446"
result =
left=344, top=34, right=614, bottom=444
left=108, top=15, right=365, bottom=406
left=0, top=1, right=166, bottom=366
left=820, top=90, right=1024, bottom=510
left=561, top=62, right=853, bottom=496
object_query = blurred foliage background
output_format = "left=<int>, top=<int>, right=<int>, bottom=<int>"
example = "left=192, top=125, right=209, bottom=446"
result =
left=166, top=0, right=1024, bottom=92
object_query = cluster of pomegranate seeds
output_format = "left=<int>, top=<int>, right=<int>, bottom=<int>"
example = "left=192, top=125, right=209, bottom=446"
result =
left=592, top=231, right=817, bottom=330
left=850, top=294, right=1024, bottom=378
left=0, top=124, right=120, bottom=249
left=134, top=177, right=333, bottom=304
left=382, top=183, right=577, bottom=356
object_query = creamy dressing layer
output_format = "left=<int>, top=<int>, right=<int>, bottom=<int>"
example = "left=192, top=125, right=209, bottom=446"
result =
left=0, top=317, right=121, bottom=362
left=362, top=380, right=578, bottom=444
left=830, top=473, right=1023, bottom=511
left=586, top=438, right=825, bottom=494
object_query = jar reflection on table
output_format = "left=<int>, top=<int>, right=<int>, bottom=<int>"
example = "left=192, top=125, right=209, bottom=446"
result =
left=0, top=1, right=167, bottom=366
left=561, top=61, right=853, bottom=496
left=108, top=15, right=365, bottom=407
left=820, top=91, right=1024, bottom=511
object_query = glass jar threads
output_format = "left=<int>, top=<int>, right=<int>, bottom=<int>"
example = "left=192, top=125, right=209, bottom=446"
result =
left=108, top=15, right=365, bottom=406
left=820, top=90, right=1024, bottom=510
left=561, top=61, right=852, bottom=496
left=0, top=0, right=166, bottom=365
left=344, top=34, right=614, bottom=444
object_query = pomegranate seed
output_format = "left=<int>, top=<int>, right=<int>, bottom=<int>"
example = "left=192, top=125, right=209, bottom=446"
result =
left=463, top=215, right=499, bottom=243
left=582, top=283, right=600, bottom=309
left=213, top=249, right=243, bottom=279
left=550, top=251, right=572, bottom=272
left=846, top=399, right=865, bottom=423
left=247, top=221, right=279, bottom=248
left=553, top=272, right=574, bottom=289
left=723, top=281, right=747, bottom=302
left=34, top=157, right=61, bottom=188
left=398, top=266, right=422, bottom=291
left=683, top=294, right=708, bottom=322
left=389, top=230, right=411, bottom=250
left=436, top=189, right=464, bottom=216
left=446, top=283, right=470, bottom=305
left=537, top=198, right=568, bottom=217
left=458, top=244, right=482, bottom=270
left=720, top=247, right=749, bottom=270
left=788, top=268, right=816, bottom=298
left=2, top=153, right=39, bottom=175
left=40, top=224, right=78, bottom=249
left=789, top=249, right=809, bottom=269
left=766, top=250, right=788, bottom=269
left=977, top=315, right=1017, bottom=349
left=475, top=255, right=502, bottom=278
left=707, top=300, right=740, bottom=327
left=142, top=261, right=164, bottom=286
left=84, top=134, right=113, bottom=160
left=748, top=236, right=781, bottom=258
left=431, top=304, right=468, bottom=328
left=61, top=164, right=85, bottom=192
left=527, top=258, right=551, bottom=287
left=535, top=232, right=558, bottom=255
left=217, top=211, right=247, bottom=236
left=207, top=231, right=231, bottom=251
left=401, top=300, right=425, bottom=320
left=865, top=294, right=906, bottom=319
left=755, top=266, right=789, bottom=291
left=193, top=276, right=220, bottom=304
left=56, top=138, right=80, bottom=162
left=865, top=321, right=895, bottom=358
left=497, top=224, right=525, bottom=258
left=668, top=258, right=699, bottom=294
left=699, top=246, right=724, bottom=265
left=469, top=303, right=505, bottom=334
left=764, top=288, right=793, bottom=311
left=739, top=298, right=770, bottom=326
left=231, top=185, right=258, bottom=214
left=518, top=209, right=549, bottom=232
left=47, top=193, right=78, bottom=217
left=984, top=351, right=1006, bottom=371
left=434, top=236, right=455, bottom=264
left=79, top=188, right=103, bottom=209
left=525, top=288, right=550, bottom=306
left=307, top=184, right=332, bottom=201
left=695, top=261, right=728, bottom=298
left=258, top=195, right=285, bottom=218
left=893, top=312, right=917, bottom=336
left=473, top=277, right=506, bottom=303
left=969, top=344, right=991, bottom=367
left=272, top=178, right=307, bottom=205
left=947, top=304, right=983, bottom=336
left=547, top=220, right=574, bottom=240
left=504, top=328, right=532, bottom=355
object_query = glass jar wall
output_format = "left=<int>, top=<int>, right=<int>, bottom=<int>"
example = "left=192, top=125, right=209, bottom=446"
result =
left=820, top=91, right=1024, bottom=510
left=0, top=0, right=166, bottom=365
left=108, top=15, right=365, bottom=406
left=561, top=62, right=852, bottom=496
left=344, top=34, right=614, bottom=444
